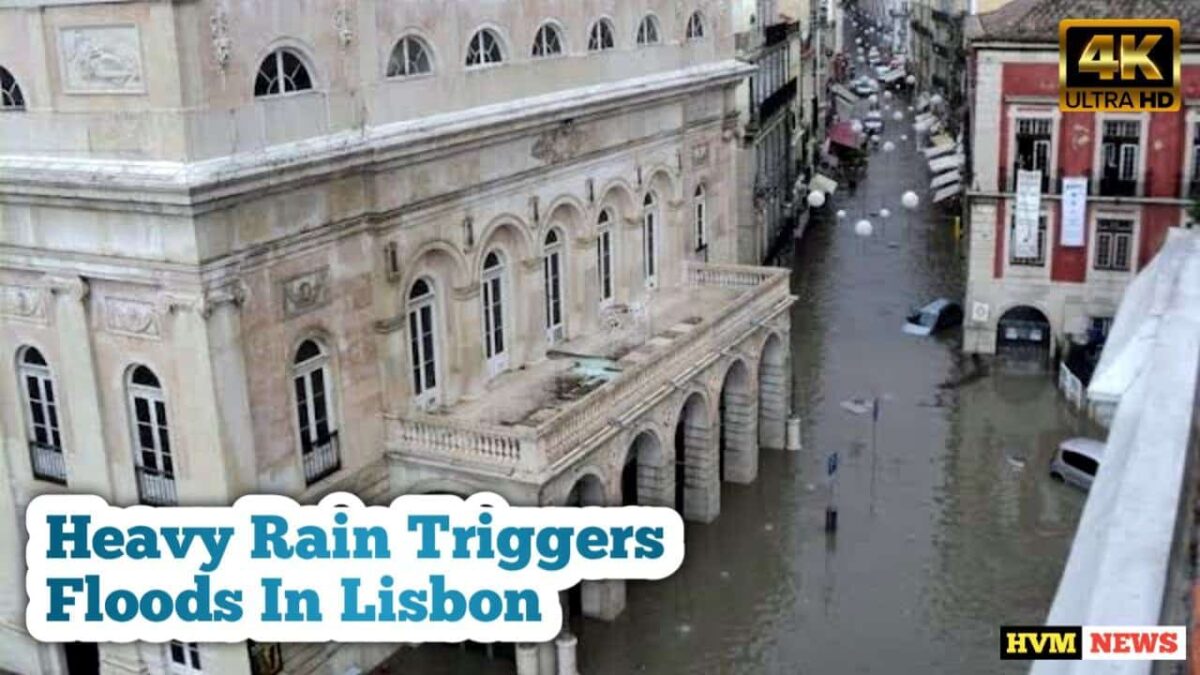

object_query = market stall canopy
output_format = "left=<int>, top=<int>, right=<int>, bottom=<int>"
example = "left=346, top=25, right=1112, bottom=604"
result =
left=832, top=84, right=858, bottom=105
left=930, top=170, right=961, bottom=189
left=810, top=173, right=839, bottom=195
left=828, top=121, right=861, bottom=150
left=928, top=153, right=964, bottom=174
left=922, top=135, right=957, bottom=159
left=932, top=184, right=962, bottom=203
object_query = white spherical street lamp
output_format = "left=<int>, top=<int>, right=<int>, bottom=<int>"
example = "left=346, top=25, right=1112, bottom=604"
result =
left=892, top=110, right=904, bottom=121
left=900, top=134, right=909, bottom=141
left=851, top=120, right=864, bottom=133
left=882, top=141, right=896, bottom=153
left=879, top=208, right=891, bottom=219
left=854, top=219, right=874, bottom=238
left=883, top=90, right=894, bottom=101
left=836, top=209, right=848, bottom=219
left=807, top=190, right=827, bottom=209
left=930, top=93, right=944, bottom=106
left=868, top=93, right=879, bottom=105
left=902, top=191, right=920, bottom=210
left=905, top=74, right=917, bottom=86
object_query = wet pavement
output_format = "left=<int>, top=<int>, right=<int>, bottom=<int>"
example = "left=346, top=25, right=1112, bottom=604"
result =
left=377, top=47, right=1098, bottom=675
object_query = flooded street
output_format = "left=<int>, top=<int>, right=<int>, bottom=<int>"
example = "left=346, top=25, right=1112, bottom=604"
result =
left=378, top=67, right=1095, bottom=675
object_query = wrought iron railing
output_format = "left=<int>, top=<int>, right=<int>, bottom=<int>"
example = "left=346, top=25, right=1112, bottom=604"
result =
left=135, top=465, right=177, bottom=506
left=302, top=431, right=341, bottom=485
left=29, top=441, right=66, bottom=485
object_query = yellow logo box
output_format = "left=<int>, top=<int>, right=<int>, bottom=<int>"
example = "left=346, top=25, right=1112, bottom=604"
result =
left=1059, top=19, right=1181, bottom=112
left=1001, top=626, right=1082, bottom=660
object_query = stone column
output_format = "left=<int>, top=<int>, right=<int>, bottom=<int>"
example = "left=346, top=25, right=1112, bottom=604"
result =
left=571, top=233, right=599, bottom=335
left=519, top=256, right=545, bottom=362
left=723, top=384, right=759, bottom=484
left=581, top=579, right=626, bottom=621
left=201, top=282, right=258, bottom=499
left=515, top=643, right=541, bottom=675
left=451, top=284, right=483, bottom=397
left=682, top=420, right=719, bottom=523
left=621, top=215, right=642, bottom=302
left=44, top=276, right=115, bottom=499
left=554, top=632, right=578, bottom=675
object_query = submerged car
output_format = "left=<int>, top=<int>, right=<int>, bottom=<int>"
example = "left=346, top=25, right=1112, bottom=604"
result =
left=852, top=77, right=878, bottom=97
left=902, top=298, right=962, bottom=335
left=863, top=110, right=884, bottom=135
left=1049, top=437, right=1105, bottom=491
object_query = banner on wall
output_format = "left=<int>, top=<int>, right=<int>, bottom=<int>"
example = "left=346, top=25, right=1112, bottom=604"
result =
left=1013, top=170, right=1043, bottom=259
left=1060, top=177, right=1089, bottom=247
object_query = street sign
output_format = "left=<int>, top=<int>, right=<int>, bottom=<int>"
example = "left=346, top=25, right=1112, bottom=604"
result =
left=827, top=452, right=839, bottom=477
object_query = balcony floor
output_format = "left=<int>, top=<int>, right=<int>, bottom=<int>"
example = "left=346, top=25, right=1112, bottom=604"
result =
left=436, top=283, right=742, bottom=428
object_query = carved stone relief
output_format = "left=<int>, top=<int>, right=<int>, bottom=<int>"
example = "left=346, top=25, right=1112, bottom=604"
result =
left=0, top=285, right=47, bottom=322
left=210, top=5, right=231, bottom=70
left=58, top=25, right=145, bottom=93
left=532, top=122, right=586, bottom=164
left=103, top=297, right=160, bottom=339
left=281, top=268, right=331, bottom=319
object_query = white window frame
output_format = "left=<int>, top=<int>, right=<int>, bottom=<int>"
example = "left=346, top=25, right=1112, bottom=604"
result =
left=407, top=278, right=441, bottom=408
left=1004, top=207, right=1053, bottom=276
left=543, top=229, right=566, bottom=344
left=1182, top=109, right=1200, bottom=194
left=532, top=22, right=565, bottom=59
left=466, top=28, right=505, bottom=68
left=1004, top=107, right=1059, bottom=193
left=693, top=184, right=708, bottom=253
left=127, top=366, right=176, bottom=505
left=1091, top=215, right=1137, bottom=273
left=1092, top=112, right=1148, bottom=196
left=387, top=35, right=434, bottom=79
left=597, top=209, right=616, bottom=306
left=168, top=640, right=202, bottom=674
left=642, top=192, right=660, bottom=288
left=481, top=251, right=509, bottom=377
left=291, top=340, right=337, bottom=460
left=636, top=15, right=662, bottom=46
left=0, top=65, right=25, bottom=110
left=19, top=348, right=62, bottom=453
left=254, top=47, right=314, bottom=98
left=588, top=18, right=616, bottom=52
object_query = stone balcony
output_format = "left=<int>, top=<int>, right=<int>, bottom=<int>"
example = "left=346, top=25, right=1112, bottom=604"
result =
left=385, top=262, right=795, bottom=492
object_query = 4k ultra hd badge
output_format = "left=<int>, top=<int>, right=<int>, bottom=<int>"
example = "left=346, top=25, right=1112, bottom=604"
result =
left=1059, top=19, right=1181, bottom=112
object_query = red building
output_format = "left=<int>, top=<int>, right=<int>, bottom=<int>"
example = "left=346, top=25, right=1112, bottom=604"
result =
left=961, top=0, right=1200, bottom=363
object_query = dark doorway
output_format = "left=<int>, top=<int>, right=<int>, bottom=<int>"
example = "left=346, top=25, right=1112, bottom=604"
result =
left=996, top=306, right=1051, bottom=372
left=674, top=418, right=687, bottom=510
left=64, top=643, right=99, bottom=675
left=621, top=452, right=638, bottom=506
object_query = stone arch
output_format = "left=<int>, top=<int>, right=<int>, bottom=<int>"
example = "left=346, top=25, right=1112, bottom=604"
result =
left=473, top=215, right=534, bottom=279
left=543, top=196, right=588, bottom=241
left=398, top=240, right=470, bottom=295
left=757, top=332, right=788, bottom=451
left=719, top=359, right=757, bottom=484
left=563, top=470, right=607, bottom=506
left=643, top=165, right=680, bottom=204
left=674, top=390, right=718, bottom=523
left=996, top=304, right=1053, bottom=369
left=596, top=179, right=637, bottom=224
left=621, top=428, right=668, bottom=507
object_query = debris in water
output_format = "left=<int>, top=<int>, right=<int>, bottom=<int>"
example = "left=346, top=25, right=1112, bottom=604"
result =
left=764, top=522, right=775, bottom=532
left=1006, top=454, right=1027, bottom=470
left=841, top=398, right=872, bottom=415
left=678, top=623, right=692, bottom=635
left=805, top=482, right=816, bottom=492
left=720, top=570, right=731, bottom=580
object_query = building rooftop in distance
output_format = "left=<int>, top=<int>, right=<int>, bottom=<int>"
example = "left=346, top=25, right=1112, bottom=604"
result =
left=966, top=0, right=1200, bottom=43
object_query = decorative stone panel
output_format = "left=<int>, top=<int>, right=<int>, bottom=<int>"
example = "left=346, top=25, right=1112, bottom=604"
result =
left=102, top=297, right=160, bottom=339
left=280, top=268, right=331, bottom=319
left=58, top=25, right=145, bottom=94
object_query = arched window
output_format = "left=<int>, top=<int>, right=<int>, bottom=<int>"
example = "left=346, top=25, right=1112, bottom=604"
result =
left=127, top=365, right=176, bottom=506
left=466, top=29, right=504, bottom=67
left=19, top=347, right=64, bottom=483
left=408, top=278, right=439, bottom=403
left=686, top=12, right=706, bottom=40
left=597, top=209, right=615, bottom=303
left=1, top=66, right=25, bottom=110
left=694, top=184, right=708, bottom=253
left=636, top=15, right=661, bottom=46
left=481, top=251, right=508, bottom=375
left=543, top=229, right=565, bottom=342
left=293, top=339, right=339, bottom=485
left=643, top=192, right=660, bottom=287
left=387, top=35, right=433, bottom=78
left=532, top=22, right=564, bottom=58
left=254, top=48, right=313, bottom=97
left=588, top=19, right=616, bottom=52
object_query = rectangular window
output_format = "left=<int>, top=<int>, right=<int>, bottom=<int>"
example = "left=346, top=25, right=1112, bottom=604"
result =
left=1100, top=120, right=1140, bottom=196
left=1094, top=219, right=1133, bottom=271
left=597, top=230, right=613, bottom=302
left=1191, top=122, right=1200, bottom=198
left=169, top=640, right=201, bottom=673
left=1013, top=117, right=1052, bottom=192
left=1009, top=213, right=1048, bottom=267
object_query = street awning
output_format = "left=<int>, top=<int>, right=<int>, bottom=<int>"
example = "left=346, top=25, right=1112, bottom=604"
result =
left=932, top=184, right=962, bottom=203
left=832, top=84, right=858, bottom=105
left=922, top=139, right=957, bottom=159
left=828, top=121, right=861, bottom=150
left=879, top=69, right=904, bottom=84
left=928, top=153, right=964, bottom=174
left=810, top=173, right=839, bottom=195
left=930, top=170, right=961, bottom=189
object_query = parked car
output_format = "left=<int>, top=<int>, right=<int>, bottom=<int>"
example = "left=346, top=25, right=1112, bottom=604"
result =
left=902, top=298, right=962, bottom=335
left=852, top=78, right=878, bottom=97
left=863, top=110, right=884, bottom=135
left=1049, top=437, right=1105, bottom=491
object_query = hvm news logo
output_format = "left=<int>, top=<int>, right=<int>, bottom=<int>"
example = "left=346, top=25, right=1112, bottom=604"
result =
left=1001, top=626, right=1187, bottom=660
left=1059, top=19, right=1181, bottom=112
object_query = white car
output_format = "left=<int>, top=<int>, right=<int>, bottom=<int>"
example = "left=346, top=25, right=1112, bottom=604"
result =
left=852, top=78, right=878, bottom=97
left=863, top=110, right=884, bottom=135
left=1049, top=437, right=1105, bottom=491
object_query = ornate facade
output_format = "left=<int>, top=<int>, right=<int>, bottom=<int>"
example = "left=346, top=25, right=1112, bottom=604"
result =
left=0, top=2, right=795, bottom=674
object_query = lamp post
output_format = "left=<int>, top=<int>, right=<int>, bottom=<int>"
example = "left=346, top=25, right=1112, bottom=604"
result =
left=902, top=190, right=920, bottom=244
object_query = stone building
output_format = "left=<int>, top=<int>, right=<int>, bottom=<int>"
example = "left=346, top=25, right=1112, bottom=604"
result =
left=961, top=0, right=1200, bottom=363
left=0, top=1, right=794, bottom=675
